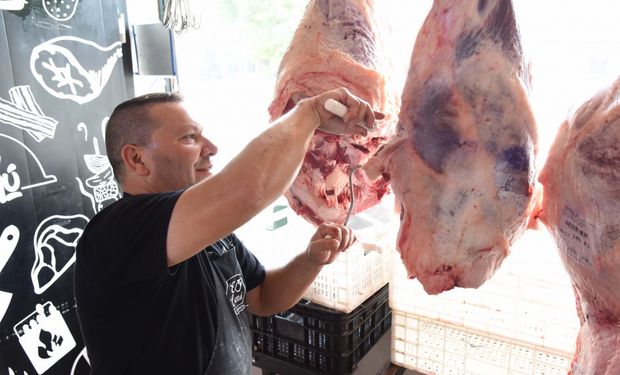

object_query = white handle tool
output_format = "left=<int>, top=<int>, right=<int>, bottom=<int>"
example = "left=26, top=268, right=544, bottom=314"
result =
left=324, top=98, right=348, bottom=118
left=324, top=99, right=373, bottom=131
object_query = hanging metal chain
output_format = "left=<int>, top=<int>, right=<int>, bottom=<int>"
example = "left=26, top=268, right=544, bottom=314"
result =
left=162, top=0, right=201, bottom=34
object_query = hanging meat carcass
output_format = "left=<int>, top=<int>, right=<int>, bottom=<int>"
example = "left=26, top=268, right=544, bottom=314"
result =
left=364, top=0, right=539, bottom=294
left=268, top=0, right=399, bottom=225
left=538, top=77, right=620, bottom=374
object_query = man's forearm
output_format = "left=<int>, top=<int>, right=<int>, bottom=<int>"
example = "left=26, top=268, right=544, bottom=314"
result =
left=219, top=102, right=319, bottom=212
left=168, top=89, right=373, bottom=266
left=252, top=253, right=323, bottom=316
left=168, top=102, right=320, bottom=265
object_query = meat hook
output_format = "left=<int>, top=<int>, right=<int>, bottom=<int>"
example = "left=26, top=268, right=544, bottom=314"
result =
left=344, top=165, right=362, bottom=226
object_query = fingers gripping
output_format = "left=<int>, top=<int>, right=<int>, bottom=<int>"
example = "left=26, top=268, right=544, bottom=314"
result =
left=312, top=87, right=383, bottom=136
left=318, top=223, right=355, bottom=251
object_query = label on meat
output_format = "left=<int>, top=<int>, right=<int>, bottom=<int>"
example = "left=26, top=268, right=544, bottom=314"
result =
left=558, top=206, right=595, bottom=267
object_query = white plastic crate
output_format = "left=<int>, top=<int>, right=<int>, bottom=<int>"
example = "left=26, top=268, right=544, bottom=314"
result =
left=389, top=229, right=581, bottom=375
left=302, top=219, right=394, bottom=312
left=238, top=195, right=398, bottom=313
left=392, top=312, right=574, bottom=375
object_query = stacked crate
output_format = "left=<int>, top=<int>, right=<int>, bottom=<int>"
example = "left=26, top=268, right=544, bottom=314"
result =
left=251, top=285, right=391, bottom=374
left=244, top=195, right=398, bottom=312
left=246, top=196, right=399, bottom=374
left=301, top=198, right=397, bottom=313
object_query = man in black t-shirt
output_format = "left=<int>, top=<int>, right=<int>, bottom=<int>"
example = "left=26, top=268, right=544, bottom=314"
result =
left=74, top=88, right=383, bottom=374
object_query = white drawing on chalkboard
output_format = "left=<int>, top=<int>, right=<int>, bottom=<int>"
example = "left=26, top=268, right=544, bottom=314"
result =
left=0, top=134, right=57, bottom=205
left=30, top=36, right=123, bottom=104
left=0, top=224, right=19, bottom=272
left=70, top=347, right=90, bottom=375
left=0, top=85, right=58, bottom=142
left=76, top=136, right=120, bottom=213
left=6, top=367, right=30, bottom=375
left=0, top=225, right=18, bottom=324
left=31, top=214, right=88, bottom=294
left=101, top=116, right=108, bottom=140
left=32, top=18, right=71, bottom=32
left=76, top=122, right=87, bottom=141
left=0, top=158, right=21, bottom=204
left=14, top=302, right=76, bottom=374
left=0, top=290, right=11, bottom=324
left=42, top=0, right=80, bottom=22
left=0, top=0, right=27, bottom=11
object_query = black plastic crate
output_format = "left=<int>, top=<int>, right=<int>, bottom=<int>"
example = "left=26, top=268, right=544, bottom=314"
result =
left=251, top=284, right=391, bottom=374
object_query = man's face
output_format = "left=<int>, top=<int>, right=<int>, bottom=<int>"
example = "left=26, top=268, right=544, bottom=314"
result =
left=142, top=102, right=218, bottom=191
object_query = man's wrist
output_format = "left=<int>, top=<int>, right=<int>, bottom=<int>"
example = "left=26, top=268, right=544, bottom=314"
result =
left=295, top=98, right=322, bottom=131
left=294, top=252, right=323, bottom=274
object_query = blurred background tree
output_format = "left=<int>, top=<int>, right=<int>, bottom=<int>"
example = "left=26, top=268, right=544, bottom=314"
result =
left=216, top=0, right=307, bottom=72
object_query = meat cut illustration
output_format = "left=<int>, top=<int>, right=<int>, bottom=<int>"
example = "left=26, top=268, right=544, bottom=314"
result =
left=539, top=76, right=620, bottom=375
left=30, top=36, right=123, bottom=105
left=365, top=0, right=538, bottom=294
left=269, top=0, right=399, bottom=225
left=31, top=214, right=89, bottom=294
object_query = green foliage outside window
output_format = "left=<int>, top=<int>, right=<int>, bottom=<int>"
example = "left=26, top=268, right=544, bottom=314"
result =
left=216, top=0, right=308, bottom=70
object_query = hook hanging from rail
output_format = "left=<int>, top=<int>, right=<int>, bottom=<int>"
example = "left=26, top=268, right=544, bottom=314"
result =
left=161, top=0, right=201, bottom=34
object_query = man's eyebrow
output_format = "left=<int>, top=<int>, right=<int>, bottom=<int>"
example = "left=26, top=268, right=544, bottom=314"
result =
left=185, top=122, right=202, bottom=132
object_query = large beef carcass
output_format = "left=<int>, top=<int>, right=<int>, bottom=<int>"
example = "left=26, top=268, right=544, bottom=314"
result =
left=268, top=0, right=399, bottom=225
left=538, top=78, right=620, bottom=374
left=364, top=0, right=538, bottom=294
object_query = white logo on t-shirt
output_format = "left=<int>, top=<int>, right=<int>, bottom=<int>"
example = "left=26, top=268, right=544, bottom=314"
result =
left=225, top=274, right=246, bottom=315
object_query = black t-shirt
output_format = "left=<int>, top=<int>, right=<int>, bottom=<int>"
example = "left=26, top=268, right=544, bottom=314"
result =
left=74, top=191, right=265, bottom=374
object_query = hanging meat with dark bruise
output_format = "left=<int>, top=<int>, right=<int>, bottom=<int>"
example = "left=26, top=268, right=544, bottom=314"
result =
left=365, top=0, right=538, bottom=294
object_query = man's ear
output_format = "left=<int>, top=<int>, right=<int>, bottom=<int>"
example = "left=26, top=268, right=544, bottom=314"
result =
left=121, top=144, right=150, bottom=176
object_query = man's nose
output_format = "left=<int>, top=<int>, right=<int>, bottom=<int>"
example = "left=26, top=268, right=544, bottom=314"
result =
left=200, top=136, right=218, bottom=157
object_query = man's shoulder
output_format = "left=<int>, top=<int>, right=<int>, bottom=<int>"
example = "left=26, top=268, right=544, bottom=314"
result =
left=82, top=191, right=183, bottom=238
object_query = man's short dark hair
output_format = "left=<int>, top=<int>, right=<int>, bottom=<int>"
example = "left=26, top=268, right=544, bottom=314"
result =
left=105, top=92, right=183, bottom=181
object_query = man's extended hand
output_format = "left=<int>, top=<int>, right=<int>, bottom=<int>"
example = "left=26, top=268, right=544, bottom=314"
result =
left=245, top=222, right=357, bottom=316
left=301, top=87, right=385, bottom=136
left=306, top=222, right=356, bottom=266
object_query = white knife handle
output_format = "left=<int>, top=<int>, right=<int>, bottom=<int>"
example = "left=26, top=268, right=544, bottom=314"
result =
left=324, top=98, right=348, bottom=118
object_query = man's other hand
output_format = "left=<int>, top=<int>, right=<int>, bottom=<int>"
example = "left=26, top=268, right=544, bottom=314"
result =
left=305, top=222, right=356, bottom=266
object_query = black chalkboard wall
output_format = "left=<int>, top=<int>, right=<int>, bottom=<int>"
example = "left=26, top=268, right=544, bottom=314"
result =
left=0, top=1, right=133, bottom=373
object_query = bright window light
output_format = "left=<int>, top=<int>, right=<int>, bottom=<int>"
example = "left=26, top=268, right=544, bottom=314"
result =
left=172, top=0, right=618, bottom=292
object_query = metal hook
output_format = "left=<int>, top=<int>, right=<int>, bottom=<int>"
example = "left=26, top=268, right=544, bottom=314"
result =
left=344, top=165, right=362, bottom=226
